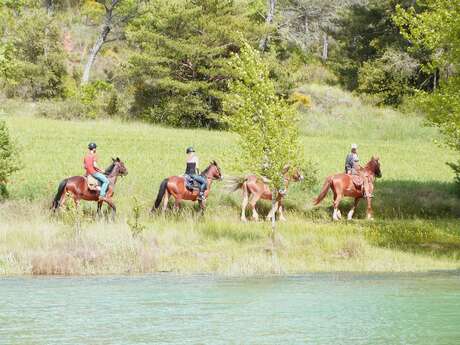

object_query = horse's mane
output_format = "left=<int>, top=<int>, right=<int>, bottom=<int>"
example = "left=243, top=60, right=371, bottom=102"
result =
left=365, top=158, right=379, bottom=173
left=200, top=160, right=218, bottom=176
left=104, top=163, right=115, bottom=175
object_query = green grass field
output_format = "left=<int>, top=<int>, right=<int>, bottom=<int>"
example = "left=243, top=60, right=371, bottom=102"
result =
left=0, top=87, right=459, bottom=275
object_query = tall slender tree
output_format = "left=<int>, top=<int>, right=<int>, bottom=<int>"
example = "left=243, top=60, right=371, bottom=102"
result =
left=82, top=0, right=143, bottom=84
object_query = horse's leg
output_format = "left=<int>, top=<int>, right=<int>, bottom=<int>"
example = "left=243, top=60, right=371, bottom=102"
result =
left=101, top=198, right=116, bottom=221
left=199, top=199, right=205, bottom=216
left=249, top=194, right=260, bottom=221
left=278, top=199, right=287, bottom=222
left=348, top=198, right=360, bottom=220
left=332, top=184, right=342, bottom=221
left=240, top=188, right=249, bottom=222
left=162, top=190, right=170, bottom=213
left=366, top=196, right=373, bottom=220
left=97, top=201, right=103, bottom=218
left=266, top=200, right=279, bottom=222
left=173, top=198, right=182, bottom=212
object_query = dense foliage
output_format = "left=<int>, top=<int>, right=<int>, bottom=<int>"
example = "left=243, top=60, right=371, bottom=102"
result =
left=0, top=2, right=67, bottom=99
left=0, top=120, right=20, bottom=199
left=225, top=41, right=303, bottom=189
left=0, top=0, right=459, bottom=188
left=124, top=0, right=263, bottom=128
left=395, top=0, right=460, bottom=185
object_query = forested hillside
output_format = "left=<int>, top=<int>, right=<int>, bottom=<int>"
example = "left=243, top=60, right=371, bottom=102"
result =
left=0, top=0, right=459, bottom=179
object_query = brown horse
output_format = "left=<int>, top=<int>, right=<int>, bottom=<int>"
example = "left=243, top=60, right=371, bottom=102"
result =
left=313, top=156, right=381, bottom=220
left=51, top=158, right=128, bottom=218
left=227, top=166, right=304, bottom=222
left=151, top=160, right=222, bottom=213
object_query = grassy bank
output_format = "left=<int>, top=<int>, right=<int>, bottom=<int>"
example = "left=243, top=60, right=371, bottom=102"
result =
left=0, top=89, right=459, bottom=275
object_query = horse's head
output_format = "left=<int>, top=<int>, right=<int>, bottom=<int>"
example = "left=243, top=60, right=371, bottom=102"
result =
left=282, top=164, right=304, bottom=182
left=291, top=167, right=304, bottom=182
left=203, top=160, right=223, bottom=180
left=368, top=156, right=382, bottom=178
left=112, top=157, right=128, bottom=177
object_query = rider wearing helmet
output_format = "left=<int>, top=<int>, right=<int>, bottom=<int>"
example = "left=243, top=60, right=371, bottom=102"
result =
left=83, top=142, right=109, bottom=201
left=345, top=143, right=371, bottom=198
left=185, top=146, right=207, bottom=200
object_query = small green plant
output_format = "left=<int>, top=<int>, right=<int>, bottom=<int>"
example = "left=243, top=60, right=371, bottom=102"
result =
left=0, top=120, right=20, bottom=200
left=59, top=198, right=83, bottom=234
left=128, top=197, right=146, bottom=237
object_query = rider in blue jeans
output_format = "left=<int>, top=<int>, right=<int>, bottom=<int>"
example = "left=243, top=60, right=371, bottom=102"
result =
left=84, top=142, right=109, bottom=201
left=185, top=147, right=207, bottom=200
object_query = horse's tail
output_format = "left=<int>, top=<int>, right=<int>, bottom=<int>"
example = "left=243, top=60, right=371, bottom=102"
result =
left=313, top=176, right=332, bottom=205
left=224, top=176, right=246, bottom=193
left=51, top=178, right=68, bottom=210
left=153, top=178, right=168, bottom=210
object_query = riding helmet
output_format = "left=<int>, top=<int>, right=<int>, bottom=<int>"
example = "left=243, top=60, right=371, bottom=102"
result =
left=88, top=142, right=97, bottom=150
left=186, top=146, right=195, bottom=154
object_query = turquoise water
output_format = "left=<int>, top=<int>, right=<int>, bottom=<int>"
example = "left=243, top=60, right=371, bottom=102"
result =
left=1, top=273, right=459, bottom=345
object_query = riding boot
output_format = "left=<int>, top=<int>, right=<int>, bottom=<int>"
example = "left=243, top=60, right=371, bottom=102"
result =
left=198, top=191, right=206, bottom=201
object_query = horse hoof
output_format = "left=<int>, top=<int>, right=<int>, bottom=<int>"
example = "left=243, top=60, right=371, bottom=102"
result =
left=279, top=217, right=287, bottom=222
left=241, top=218, right=247, bottom=223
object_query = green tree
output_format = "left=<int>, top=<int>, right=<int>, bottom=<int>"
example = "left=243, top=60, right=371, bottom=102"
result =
left=225, top=41, right=302, bottom=192
left=331, top=0, right=431, bottom=104
left=0, top=120, right=20, bottom=199
left=395, top=0, right=460, bottom=184
left=0, top=2, right=67, bottom=99
left=125, top=0, right=262, bottom=128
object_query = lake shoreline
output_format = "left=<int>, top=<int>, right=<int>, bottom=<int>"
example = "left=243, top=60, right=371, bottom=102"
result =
left=1, top=201, right=459, bottom=276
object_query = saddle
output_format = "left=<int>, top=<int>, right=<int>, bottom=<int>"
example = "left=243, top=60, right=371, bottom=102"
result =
left=86, top=175, right=101, bottom=191
left=184, top=175, right=200, bottom=191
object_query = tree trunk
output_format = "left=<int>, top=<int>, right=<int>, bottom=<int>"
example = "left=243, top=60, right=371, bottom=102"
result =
left=81, top=5, right=114, bottom=85
left=44, top=0, right=53, bottom=15
left=322, top=33, right=328, bottom=62
left=259, top=0, right=276, bottom=51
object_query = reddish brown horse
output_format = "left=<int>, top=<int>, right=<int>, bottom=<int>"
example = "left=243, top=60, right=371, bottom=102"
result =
left=51, top=158, right=128, bottom=217
left=151, top=160, right=222, bottom=213
left=227, top=166, right=304, bottom=222
left=314, top=157, right=381, bottom=220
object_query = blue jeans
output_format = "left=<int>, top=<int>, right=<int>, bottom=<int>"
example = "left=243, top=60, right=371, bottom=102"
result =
left=92, top=172, right=109, bottom=197
left=191, top=175, right=207, bottom=193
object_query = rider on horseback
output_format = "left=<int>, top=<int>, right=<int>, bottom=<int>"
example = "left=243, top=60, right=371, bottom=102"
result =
left=84, top=143, right=109, bottom=201
left=345, top=144, right=372, bottom=198
left=185, top=147, right=207, bottom=201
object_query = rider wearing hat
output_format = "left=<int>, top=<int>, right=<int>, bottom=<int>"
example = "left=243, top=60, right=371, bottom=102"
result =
left=345, top=144, right=371, bottom=198
left=83, top=142, right=109, bottom=201
left=345, top=143, right=360, bottom=174
left=185, top=147, right=207, bottom=200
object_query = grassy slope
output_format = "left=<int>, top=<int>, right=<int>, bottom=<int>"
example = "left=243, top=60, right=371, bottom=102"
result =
left=0, top=87, right=459, bottom=275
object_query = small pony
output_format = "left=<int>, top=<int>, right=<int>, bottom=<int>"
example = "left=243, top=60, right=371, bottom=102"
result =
left=227, top=165, right=304, bottom=222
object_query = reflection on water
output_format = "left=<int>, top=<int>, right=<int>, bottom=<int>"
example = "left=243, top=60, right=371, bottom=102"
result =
left=1, top=273, right=459, bottom=345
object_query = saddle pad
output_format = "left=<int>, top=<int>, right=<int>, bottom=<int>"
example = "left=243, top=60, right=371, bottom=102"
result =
left=87, top=175, right=100, bottom=191
left=351, top=175, right=363, bottom=188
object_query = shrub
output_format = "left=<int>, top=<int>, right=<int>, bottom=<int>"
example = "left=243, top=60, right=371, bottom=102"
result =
left=357, top=49, right=419, bottom=105
left=0, top=120, right=21, bottom=199
left=38, top=81, right=120, bottom=120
